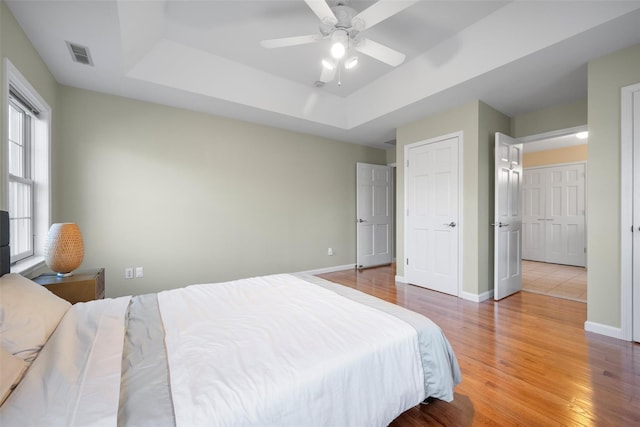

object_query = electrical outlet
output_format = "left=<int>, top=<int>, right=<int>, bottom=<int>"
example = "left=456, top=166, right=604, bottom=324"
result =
left=328, top=247, right=334, bottom=256
left=125, top=267, right=134, bottom=279
left=135, top=266, right=144, bottom=278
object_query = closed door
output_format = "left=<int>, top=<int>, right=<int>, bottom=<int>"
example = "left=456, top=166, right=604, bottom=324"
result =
left=494, top=133, right=523, bottom=301
left=522, top=164, right=586, bottom=267
left=405, top=135, right=459, bottom=296
left=356, top=163, right=392, bottom=269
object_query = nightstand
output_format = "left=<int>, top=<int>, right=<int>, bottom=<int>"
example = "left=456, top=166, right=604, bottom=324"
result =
left=33, top=268, right=105, bottom=304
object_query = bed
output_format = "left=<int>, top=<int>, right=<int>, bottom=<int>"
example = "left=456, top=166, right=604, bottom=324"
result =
left=0, top=210, right=461, bottom=426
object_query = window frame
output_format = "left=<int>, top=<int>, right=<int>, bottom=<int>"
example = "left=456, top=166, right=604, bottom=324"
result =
left=8, top=96, right=36, bottom=262
left=2, top=59, right=51, bottom=274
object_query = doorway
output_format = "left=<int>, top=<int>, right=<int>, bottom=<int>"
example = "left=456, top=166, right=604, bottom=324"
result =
left=519, top=128, right=589, bottom=301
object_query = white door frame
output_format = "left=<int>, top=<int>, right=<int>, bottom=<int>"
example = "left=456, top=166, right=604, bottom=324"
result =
left=402, top=131, right=464, bottom=297
left=621, top=82, right=640, bottom=341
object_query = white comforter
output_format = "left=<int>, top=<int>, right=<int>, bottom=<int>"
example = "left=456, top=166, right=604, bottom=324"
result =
left=1, top=274, right=430, bottom=426
left=158, top=274, right=425, bottom=427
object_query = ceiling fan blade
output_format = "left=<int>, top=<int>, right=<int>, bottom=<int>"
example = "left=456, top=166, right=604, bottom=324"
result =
left=304, top=0, right=337, bottom=25
left=320, top=64, right=337, bottom=83
left=260, top=34, right=322, bottom=49
left=353, top=0, right=419, bottom=31
left=355, top=38, right=406, bottom=67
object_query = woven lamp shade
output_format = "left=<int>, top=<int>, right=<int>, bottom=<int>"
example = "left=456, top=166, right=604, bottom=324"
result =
left=44, top=223, right=84, bottom=275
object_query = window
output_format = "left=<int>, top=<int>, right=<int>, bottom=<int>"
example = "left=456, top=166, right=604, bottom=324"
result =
left=8, top=92, right=36, bottom=262
left=3, top=59, right=51, bottom=272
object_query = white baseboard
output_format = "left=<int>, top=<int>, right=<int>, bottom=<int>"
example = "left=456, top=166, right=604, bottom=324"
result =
left=395, top=275, right=407, bottom=283
left=301, top=264, right=354, bottom=276
left=396, top=277, right=491, bottom=303
left=584, top=321, right=624, bottom=340
left=462, top=290, right=493, bottom=302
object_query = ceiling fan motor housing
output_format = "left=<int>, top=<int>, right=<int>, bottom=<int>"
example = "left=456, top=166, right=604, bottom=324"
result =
left=319, top=3, right=363, bottom=40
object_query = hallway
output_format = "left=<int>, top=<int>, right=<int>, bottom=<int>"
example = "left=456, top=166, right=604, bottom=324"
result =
left=522, top=260, right=587, bottom=302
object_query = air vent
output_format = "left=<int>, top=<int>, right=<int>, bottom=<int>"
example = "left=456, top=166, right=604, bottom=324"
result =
left=66, top=41, right=93, bottom=66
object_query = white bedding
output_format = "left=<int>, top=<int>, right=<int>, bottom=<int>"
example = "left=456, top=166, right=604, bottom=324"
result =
left=158, top=274, right=426, bottom=427
left=1, top=273, right=460, bottom=426
left=0, top=296, right=131, bottom=426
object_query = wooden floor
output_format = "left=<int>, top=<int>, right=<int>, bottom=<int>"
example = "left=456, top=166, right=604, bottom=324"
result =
left=318, top=264, right=640, bottom=426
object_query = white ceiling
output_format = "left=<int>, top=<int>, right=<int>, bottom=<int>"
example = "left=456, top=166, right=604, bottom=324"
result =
left=6, top=0, right=640, bottom=149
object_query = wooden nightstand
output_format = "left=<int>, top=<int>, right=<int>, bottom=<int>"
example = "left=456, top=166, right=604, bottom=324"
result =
left=33, top=268, right=105, bottom=304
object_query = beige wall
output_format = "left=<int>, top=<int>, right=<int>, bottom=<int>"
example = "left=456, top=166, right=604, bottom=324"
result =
left=56, top=86, right=385, bottom=297
left=396, top=101, right=509, bottom=296
left=0, top=1, right=58, bottom=210
left=523, top=145, right=588, bottom=168
left=587, top=43, right=640, bottom=328
left=511, top=98, right=587, bottom=138
left=386, top=147, right=396, bottom=165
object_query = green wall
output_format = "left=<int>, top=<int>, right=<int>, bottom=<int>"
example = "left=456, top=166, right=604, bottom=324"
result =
left=511, top=98, right=587, bottom=138
left=587, top=43, right=640, bottom=328
left=56, top=86, right=385, bottom=297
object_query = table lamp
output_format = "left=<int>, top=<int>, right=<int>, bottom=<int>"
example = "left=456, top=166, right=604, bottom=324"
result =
left=44, top=223, right=84, bottom=277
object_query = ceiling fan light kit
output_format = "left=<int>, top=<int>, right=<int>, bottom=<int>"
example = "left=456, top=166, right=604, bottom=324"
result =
left=322, top=58, right=335, bottom=70
left=260, top=0, right=417, bottom=86
left=330, top=32, right=347, bottom=59
left=344, top=55, right=358, bottom=70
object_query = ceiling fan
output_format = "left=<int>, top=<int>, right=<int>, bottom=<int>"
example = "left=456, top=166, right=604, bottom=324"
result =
left=260, top=0, right=418, bottom=85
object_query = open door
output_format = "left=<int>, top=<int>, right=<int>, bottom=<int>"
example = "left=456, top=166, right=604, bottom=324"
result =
left=356, top=163, right=392, bottom=269
left=494, top=133, right=523, bottom=300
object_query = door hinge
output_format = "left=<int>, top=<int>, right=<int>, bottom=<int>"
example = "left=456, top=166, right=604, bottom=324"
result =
left=406, top=208, right=409, bottom=216
left=406, top=258, right=409, bottom=265
left=406, top=160, right=409, bottom=167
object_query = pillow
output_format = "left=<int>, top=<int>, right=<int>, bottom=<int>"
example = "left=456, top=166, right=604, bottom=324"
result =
left=0, top=348, right=28, bottom=405
left=0, top=273, right=71, bottom=362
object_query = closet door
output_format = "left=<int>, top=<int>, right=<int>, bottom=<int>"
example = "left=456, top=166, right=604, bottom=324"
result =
left=545, top=164, right=586, bottom=266
left=522, top=164, right=586, bottom=267
left=522, top=170, right=546, bottom=262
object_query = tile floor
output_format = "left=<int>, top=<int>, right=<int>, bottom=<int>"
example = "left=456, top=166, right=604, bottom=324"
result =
left=521, top=260, right=587, bottom=303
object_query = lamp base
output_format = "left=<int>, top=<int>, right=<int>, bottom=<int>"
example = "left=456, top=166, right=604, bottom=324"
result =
left=56, top=272, right=74, bottom=278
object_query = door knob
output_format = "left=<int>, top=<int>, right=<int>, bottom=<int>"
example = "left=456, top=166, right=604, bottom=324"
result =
left=443, top=222, right=456, bottom=228
left=490, top=222, right=510, bottom=228
left=357, top=219, right=366, bottom=223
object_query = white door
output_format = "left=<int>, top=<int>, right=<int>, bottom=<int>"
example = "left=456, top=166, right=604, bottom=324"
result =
left=522, top=165, right=586, bottom=266
left=405, top=135, right=459, bottom=296
left=545, top=164, right=586, bottom=266
left=494, top=133, right=523, bottom=300
left=356, top=163, right=392, bottom=269
left=522, top=169, right=546, bottom=262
